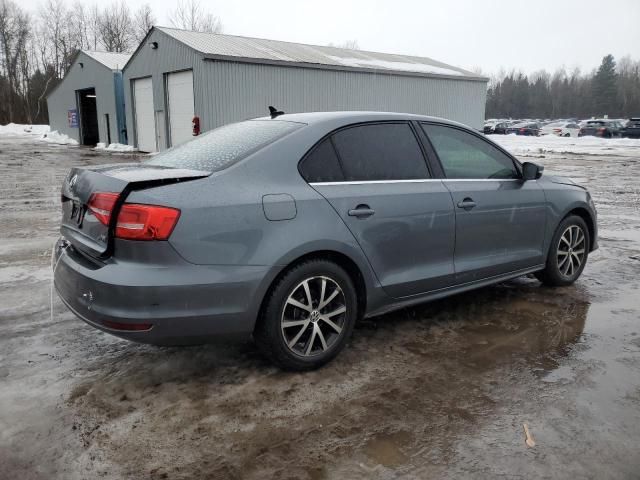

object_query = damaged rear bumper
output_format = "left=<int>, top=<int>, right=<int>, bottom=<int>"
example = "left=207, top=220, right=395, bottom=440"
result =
left=53, top=237, right=275, bottom=345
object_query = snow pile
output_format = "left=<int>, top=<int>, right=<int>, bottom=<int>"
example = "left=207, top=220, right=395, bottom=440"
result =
left=39, top=131, right=79, bottom=145
left=491, top=134, right=640, bottom=157
left=94, top=142, right=135, bottom=153
left=0, top=123, right=50, bottom=136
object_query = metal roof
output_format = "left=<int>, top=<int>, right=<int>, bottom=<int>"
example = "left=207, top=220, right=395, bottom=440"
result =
left=84, top=51, right=131, bottom=70
left=155, top=27, right=484, bottom=81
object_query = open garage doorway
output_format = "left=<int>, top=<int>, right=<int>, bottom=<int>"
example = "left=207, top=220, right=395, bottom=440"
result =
left=77, top=88, right=99, bottom=145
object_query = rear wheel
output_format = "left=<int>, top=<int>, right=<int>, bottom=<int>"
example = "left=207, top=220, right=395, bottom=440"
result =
left=535, top=215, right=590, bottom=286
left=254, top=259, right=357, bottom=371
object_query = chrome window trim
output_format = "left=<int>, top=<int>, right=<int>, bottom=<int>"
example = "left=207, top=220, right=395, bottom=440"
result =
left=310, top=179, right=439, bottom=186
left=309, top=179, right=523, bottom=186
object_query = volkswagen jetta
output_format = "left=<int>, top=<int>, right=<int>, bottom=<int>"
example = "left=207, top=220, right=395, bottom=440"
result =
left=54, top=112, right=598, bottom=370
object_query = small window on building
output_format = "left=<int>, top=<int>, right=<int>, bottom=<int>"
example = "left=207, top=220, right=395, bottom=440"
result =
left=422, top=124, right=520, bottom=180
left=145, top=120, right=303, bottom=172
left=299, top=138, right=344, bottom=183
left=331, top=123, right=429, bottom=181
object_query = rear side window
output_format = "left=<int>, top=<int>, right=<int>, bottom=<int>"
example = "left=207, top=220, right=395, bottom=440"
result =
left=331, top=123, right=429, bottom=181
left=422, top=124, right=520, bottom=180
left=299, top=139, right=344, bottom=183
left=145, top=120, right=302, bottom=172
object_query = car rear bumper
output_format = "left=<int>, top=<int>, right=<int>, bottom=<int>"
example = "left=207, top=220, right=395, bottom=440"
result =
left=53, top=237, right=276, bottom=345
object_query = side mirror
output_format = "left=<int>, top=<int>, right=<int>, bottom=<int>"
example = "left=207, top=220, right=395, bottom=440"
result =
left=522, top=162, right=544, bottom=180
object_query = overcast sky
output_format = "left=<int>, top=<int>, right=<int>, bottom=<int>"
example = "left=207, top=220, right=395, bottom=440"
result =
left=23, top=0, right=640, bottom=75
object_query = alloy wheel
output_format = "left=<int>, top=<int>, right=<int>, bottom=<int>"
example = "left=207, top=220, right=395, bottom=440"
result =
left=281, top=276, right=347, bottom=357
left=557, top=225, right=586, bottom=278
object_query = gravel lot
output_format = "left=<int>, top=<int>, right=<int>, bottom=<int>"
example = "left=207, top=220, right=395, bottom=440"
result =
left=1, top=135, right=640, bottom=479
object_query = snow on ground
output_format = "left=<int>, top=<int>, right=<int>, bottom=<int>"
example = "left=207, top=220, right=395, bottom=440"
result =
left=94, top=142, right=135, bottom=153
left=0, top=123, right=50, bottom=136
left=0, top=123, right=77, bottom=145
left=491, top=133, right=640, bottom=157
left=39, top=131, right=78, bottom=145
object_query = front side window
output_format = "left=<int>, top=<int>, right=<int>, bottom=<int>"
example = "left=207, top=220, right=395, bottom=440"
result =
left=422, top=124, right=520, bottom=180
left=146, top=120, right=303, bottom=172
left=331, top=123, right=429, bottom=181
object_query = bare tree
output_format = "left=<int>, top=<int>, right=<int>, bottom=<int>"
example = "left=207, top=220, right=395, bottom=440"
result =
left=98, top=0, right=133, bottom=52
left=169, top=0, right=223, bottom=33
left=0, top=0, right=31, bottom=120
left=133, top=3, right=155, bottom=44
left=86, top=3, right=101, bottom=50
left=38, top=0, right=68, bottom=77
left=328, top=40, right=360, bottom=50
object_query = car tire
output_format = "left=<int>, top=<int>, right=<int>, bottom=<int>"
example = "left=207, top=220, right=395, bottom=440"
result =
left=254, top=259, right=358, bottom=371
left=535, top=215, right=590, bottom=287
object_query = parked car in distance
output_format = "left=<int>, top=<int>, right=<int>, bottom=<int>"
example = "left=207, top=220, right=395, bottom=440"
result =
left=540, top=121, right=581, bottom=137
left=53, top=111, right=598, bottom=370
left=487, top=121, right=512, bottom=135
left=578, top=119, right=625, bottom=138
left=506, top=122, right=541, bottom=136
left=483, top=121, right=498, bottom=134
left=622, top=117, right=640, bottom=138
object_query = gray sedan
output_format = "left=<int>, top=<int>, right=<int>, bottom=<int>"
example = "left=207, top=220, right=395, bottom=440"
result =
left=54, top=111, right=598, bottom=370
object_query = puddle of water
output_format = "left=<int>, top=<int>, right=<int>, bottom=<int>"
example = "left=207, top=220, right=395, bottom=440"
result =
left=363, top=431, right=413, bottom=467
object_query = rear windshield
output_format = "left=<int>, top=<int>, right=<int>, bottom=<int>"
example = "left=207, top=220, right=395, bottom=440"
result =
left=587, top=121, right=606, bottom=126
left=145, top=120, right=303, bottom=172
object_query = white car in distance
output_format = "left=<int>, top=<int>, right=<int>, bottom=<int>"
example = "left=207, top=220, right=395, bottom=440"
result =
left=541, top=121, right=581, bottom=137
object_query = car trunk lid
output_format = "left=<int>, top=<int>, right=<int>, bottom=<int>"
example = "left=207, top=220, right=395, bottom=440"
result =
left=61, top=163, right=208, bottom=258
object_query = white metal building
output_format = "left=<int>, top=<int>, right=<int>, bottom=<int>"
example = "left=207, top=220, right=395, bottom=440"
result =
left=123, top=27, right=488, bottom=152
left=46, top=51, right=131, bottom=145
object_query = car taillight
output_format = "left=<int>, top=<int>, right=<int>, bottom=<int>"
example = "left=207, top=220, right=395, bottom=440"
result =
left=519, top=128, right=526, bottom=133
left=88, top=192, right=118, bottom=225
left=116, top=203, right=180, bottom=240
left=553, top=128, right=562, bottom=132
left=88, top=192, right=180, bottom=240
left=598, top=127, right=606, bottom=132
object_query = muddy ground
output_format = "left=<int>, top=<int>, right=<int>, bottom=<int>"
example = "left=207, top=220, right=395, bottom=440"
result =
left=1, top=136, right=639, bottom=479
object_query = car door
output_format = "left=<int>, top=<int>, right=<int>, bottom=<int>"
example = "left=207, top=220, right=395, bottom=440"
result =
left=303, top=122, right=456, bottom=298
left=421, top=123, right=547, bottom=284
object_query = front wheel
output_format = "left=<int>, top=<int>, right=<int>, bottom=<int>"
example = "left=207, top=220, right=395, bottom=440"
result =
left=535, top=215, right=590, bottom=286
left=254, top=259, right=358, bottom=371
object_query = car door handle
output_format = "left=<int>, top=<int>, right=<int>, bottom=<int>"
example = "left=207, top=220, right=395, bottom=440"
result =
left=457, top=198, right=477, bottom=210
left=348, top=205, right=375, bottom=218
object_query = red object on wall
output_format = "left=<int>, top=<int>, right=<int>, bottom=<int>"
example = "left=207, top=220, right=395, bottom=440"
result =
left=192, top=116, right=200, bottom=136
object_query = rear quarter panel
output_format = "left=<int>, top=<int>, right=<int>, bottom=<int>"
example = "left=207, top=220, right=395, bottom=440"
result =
left=125, top=126, right=387, bottom=313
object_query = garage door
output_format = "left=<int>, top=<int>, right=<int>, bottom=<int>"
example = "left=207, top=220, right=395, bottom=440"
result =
left=133, top=77, right=156, bottom=152
left=167, top=70, right=195, bottom=147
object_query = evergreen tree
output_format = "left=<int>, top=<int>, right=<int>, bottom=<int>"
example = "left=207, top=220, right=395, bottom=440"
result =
left=591, top=54, right=618, bottom=116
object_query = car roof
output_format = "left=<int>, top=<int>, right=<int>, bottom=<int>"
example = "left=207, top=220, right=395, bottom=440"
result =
left=251, top=111, right=470, bottom=129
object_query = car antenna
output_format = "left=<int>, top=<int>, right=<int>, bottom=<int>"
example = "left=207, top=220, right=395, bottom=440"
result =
left=269, top=106, right=285, bottom=119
